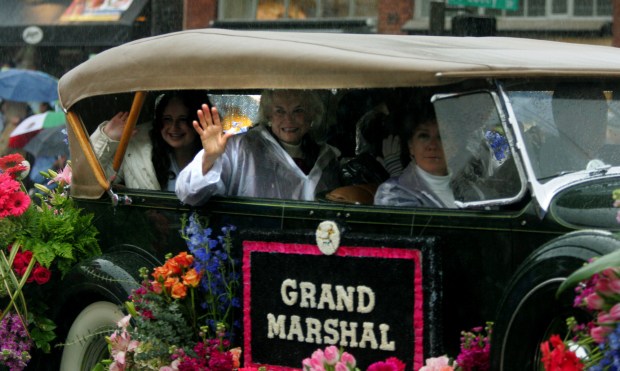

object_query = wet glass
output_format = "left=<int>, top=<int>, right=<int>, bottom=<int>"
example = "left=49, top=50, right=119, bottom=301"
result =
left=529, top=0, right=546, bottom=16
left=551, top=0, right=568, bottom=14
left=433, top=92, right=521, bottom=203
left=506, top=82, right=620, bottom=182
left=574, top=0, right=593, bottom=16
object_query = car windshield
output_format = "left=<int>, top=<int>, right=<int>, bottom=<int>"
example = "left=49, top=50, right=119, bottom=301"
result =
left=505, top=82, right=620, bottom=182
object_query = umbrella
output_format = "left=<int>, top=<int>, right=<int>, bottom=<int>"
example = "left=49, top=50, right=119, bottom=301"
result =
left=24, top=125, right=70, bottom=158
left=9, top=111, right=67, bottom=148
left=0, top=68, right=59, bottom=103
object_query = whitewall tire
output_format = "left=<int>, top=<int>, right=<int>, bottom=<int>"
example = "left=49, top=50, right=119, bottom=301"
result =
left=59, top=301, right=124, bottom=371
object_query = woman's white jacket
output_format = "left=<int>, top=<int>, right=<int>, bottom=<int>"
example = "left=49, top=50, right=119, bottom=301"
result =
left=176, top=125, right=340, bottom=206
left=90, top=121, right=161, bottom=190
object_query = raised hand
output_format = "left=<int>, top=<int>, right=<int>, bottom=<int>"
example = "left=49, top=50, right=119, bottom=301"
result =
left=193, top=103, right=234, bottom=174
left=103, top=111, right=131, bottom=141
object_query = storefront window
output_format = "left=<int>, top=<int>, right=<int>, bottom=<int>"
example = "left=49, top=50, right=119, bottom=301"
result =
left=218, top=0, right=377, bottom=20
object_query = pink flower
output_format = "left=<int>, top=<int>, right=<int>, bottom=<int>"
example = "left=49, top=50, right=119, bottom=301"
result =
left=591, top=325, right=613, bottom=343
left=419, top=356, right=454, bottom=371
left=598, top=312, right=615, bottom=325
left=309, top=349, right=326, bottom=369
left=324, top=346, right=339, bottom=365
left=610, top=303, right=620, bottom=321
left=117, top=315, right=132, bottom=329
left=108, top=326, right=139, bottom=371
left=608, top=278, right=620, bottom=294
left=49, top=163, right=71, bottom=186
left=4, top=191, right=31, bottom=217
left=340, top=352, right=356, bottom=368
left=0, top=173, right=19, bottom=193
left=385, top=357, right=406, bottom=371
left=585, top=293, right=605, bottom=310
left=367, top=357, right=406, bottom=371
left=302, top=358, right=313, bottom=370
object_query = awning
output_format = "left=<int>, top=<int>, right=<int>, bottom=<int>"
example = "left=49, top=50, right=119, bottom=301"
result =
left=0, top=0, right=150, bottom=47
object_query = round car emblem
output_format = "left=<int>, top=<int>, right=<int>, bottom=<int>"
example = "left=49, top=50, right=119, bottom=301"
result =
left=315, top=220, right=340, bottom=255
left=23, top=26, right=43, bottom=45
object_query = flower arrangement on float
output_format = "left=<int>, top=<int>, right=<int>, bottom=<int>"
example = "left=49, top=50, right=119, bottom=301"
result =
left=302, top=322, right=491, bottom=371
left=0, top=153, right=101, bottom=370
left=95, top=206, right=494, bottom=371
left=537, top=189, right=620, bottom=370
left=96, top=213, right=242, bottom=371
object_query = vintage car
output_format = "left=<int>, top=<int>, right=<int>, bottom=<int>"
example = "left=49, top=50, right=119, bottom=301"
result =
left=50, top=29, right=620, bottom=370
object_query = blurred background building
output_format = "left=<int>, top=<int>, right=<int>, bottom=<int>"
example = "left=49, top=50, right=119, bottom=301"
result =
left=0, top=0, right=617, bottom=78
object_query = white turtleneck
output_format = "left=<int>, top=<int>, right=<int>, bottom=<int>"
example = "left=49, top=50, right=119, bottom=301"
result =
left=280, top=141, right=304, bottom=159
left=415, top=166, right=455, bottom=207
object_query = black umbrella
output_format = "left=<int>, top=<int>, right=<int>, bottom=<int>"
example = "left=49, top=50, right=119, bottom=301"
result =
left=23, top=125, right=69, bottom=158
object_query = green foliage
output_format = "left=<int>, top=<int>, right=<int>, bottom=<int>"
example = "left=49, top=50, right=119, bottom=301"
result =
left=13, top=195, right=100, bottom=277
left=27, top=300, right=56, bottom=354
left=0, top=160, right=103, bottom=364
left=128, top=291, right=195, bottom=368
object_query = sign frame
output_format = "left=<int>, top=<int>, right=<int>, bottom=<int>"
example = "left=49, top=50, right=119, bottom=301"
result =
left=242, top=240, right=424, bottom=370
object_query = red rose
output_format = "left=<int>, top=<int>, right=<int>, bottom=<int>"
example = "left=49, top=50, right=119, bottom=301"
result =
left=13, top=265, right=27, bottom=278
left=32, top=265, right=51, bottom=285
left=13, top=251, right=32, bottom=270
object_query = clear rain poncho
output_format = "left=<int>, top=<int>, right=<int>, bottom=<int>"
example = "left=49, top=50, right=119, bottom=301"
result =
left=175, top=125, right=341, bottom=206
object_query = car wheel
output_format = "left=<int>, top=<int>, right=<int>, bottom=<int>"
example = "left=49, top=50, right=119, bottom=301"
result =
left=490, top=232, right=620, bottom=370
left=59, top=301, right=124, bottom=371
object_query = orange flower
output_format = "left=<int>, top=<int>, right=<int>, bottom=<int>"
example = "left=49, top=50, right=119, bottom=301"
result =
left=182, top=268, right=202, bottom=288
left=152, top=266, right=170, bottom=281
left=173, top=252, right=194, bottom=268
left=164, top=258, right=182, bottom=276
left=170, top=281, right=187, bottom=299
left=230, top=347, right=242, bottom=369
left=164, top=276, right=179, bottom=294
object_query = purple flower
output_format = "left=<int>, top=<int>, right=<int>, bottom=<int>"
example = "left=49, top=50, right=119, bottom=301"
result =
left=0, top=313, right=32, bottom=370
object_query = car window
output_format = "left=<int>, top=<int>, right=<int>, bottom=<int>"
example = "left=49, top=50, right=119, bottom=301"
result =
left=433, top=91, right=521, bottom=203
left=507, top=82, right=620, bottom=182
left=89, top=88, right=527, bottom=209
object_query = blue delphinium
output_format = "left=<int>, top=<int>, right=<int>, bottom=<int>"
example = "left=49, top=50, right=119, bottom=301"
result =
left=181, top=213, right=240, bottom=340
left=590, top=323, right=620, bottom=371
left=485, top=130, right=510, bottom=161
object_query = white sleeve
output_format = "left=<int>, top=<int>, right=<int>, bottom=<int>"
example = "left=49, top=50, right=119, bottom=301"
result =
left=175, top=149, right=227, bottom=206
left=90, top=121, right=124, bottom=183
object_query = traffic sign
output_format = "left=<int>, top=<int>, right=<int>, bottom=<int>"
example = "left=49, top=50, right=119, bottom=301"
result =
left=447, top=0, right=519, bottom=11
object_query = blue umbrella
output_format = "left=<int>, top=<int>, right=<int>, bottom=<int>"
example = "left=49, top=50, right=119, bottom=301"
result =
left=0, top=68, right=58, bottom=103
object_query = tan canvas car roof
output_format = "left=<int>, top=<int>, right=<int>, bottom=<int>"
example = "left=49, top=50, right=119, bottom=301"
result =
left=58, top=28, right=620, bottom=110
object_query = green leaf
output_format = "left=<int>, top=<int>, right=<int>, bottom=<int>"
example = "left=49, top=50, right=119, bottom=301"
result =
left=556, top=249, right=620, bottom=298
left=36, top=317, right=57, bottom=332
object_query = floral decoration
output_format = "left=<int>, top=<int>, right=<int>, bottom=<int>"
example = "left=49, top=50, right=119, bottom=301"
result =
left=538, top=188, right=620, bottom=370
left=302, top=332, right=491, bottom=371
left=99, top=213, right=241, bottom=370
left=419, top=323, right=492, bottom=371
left=0, top=153, right=101, bottom=370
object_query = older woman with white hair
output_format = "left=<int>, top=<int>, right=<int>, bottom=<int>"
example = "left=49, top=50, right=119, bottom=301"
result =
left=176, top=89, right=341, bottom=205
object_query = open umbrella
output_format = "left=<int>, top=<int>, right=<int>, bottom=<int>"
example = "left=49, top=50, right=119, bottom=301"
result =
left=0, top=68, right=59, bottom=103
left=8, top=111, right=66, bottom=148
left=24, top=125, right=70, bottom=158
